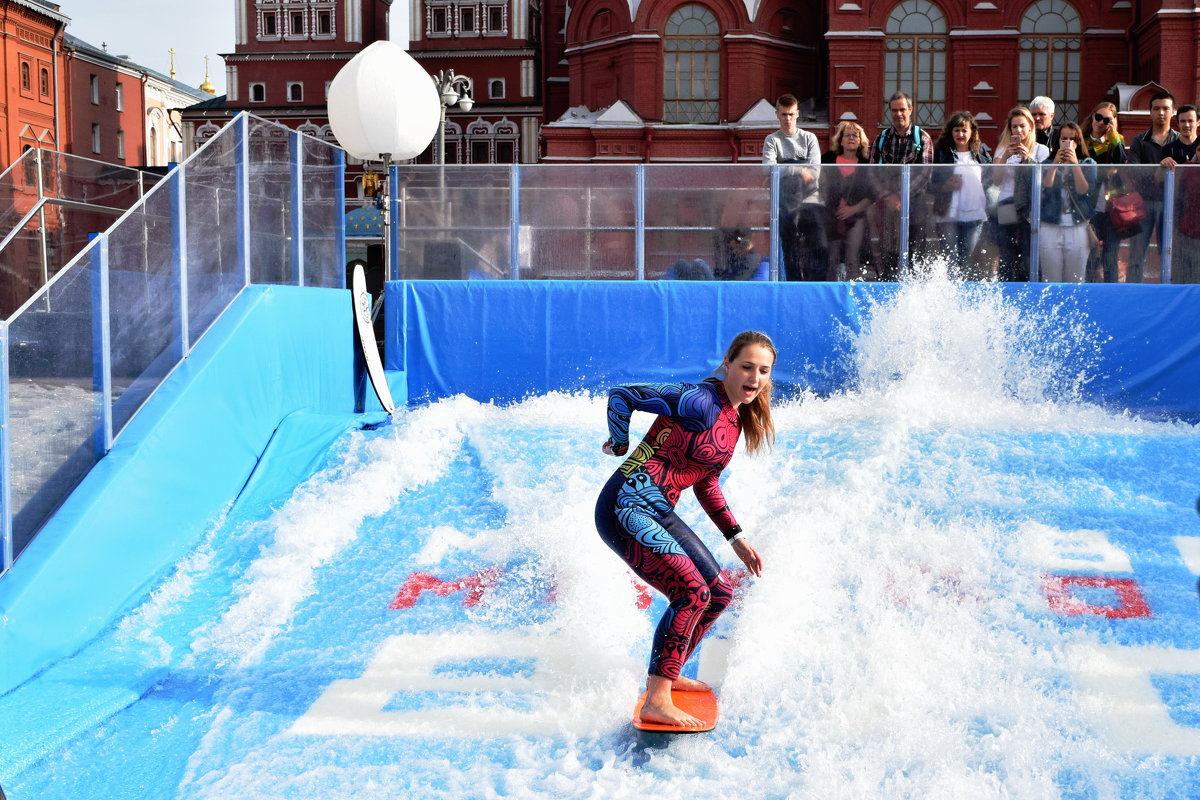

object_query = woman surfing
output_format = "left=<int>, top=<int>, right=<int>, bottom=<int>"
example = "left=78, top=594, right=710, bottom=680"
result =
left=595, top=331, right=775, bottom=728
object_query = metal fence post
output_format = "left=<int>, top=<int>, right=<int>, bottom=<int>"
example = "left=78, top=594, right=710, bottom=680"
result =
left=0, top=319, right=10, bottom=573
left=290, top=130, right=304, bottom=286
left=899, top=164, right=911, bottom=275
left=1029, top=165, right=1042, bottom=282
left=235, top=114, right=251, bottom=287
left=334, top=149, right=347, bottom=289
left=388, top=164, right=401, bottom=281
left=509, top=164, right=521, bottom=280
left=1162, top=169, right=1176, bottom=284
left=769, top=165, right=781, bottom=281
left=90, top=233, right=113, bottom=457
left=172, top=166, right=190, bottom=357
left=635, top=164, right=646, bottom=281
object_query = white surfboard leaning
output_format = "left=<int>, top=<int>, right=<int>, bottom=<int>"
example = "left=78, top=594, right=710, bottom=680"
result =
left=352, top=263, right=396, bottom=415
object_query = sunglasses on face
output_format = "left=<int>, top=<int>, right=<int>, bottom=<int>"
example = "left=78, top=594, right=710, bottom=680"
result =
left=1094, top=113, right=1114, bottom=124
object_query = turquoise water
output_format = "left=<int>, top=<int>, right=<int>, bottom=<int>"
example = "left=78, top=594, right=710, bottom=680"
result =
left=3, top=273, right=1200, bottom=799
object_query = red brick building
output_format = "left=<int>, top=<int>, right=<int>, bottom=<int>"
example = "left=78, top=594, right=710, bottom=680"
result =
left=181, top=0, right=393, bottom=155
left=533, top=0, right=1200, bottom=161
left=0, top=0, right=67, bottom=164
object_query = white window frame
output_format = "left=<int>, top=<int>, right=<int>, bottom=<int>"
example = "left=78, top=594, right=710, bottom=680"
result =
left=427, top=1, right=453, bottom=37
left=483, top=3, right=508, bottom=36
left=250, top=82, right=267, bottom=103
left=488, top=78, right=506, bottom=99
left=458, top=3, right=481, bottom=37
left=91, top=123, right=101, bottom=154
left=258, top=7, right=282, bottom=40
left=313, top=4, right=336, bottom=39
left=117, top=130, right=125, bottom=159
left=90, top=74, right=99, bottom=105
left=287, top=81, right=304, bottom=103
left=115, top=82, right=124, bottom=112
left=285, top=8, right=308, bottom=39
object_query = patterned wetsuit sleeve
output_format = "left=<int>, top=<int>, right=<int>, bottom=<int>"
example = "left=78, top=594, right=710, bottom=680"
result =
left=694, top=473, right=741, bottom=537
left=606, top=382, right=713, bottom=448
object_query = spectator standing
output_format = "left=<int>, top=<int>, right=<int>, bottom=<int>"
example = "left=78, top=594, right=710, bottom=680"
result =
left=1030, top=96, right=1058, bottom=148
left=1033, top=122, right=1097, bottom=283
left=869, top=91, right=934, bottom=281
left=992, top=107, right=1050, bottom=282
left=821, top=121, right=875, bottom=280
left=1127, top=90, right=1179, bottom=282
left=931, top=111, right=992, bottom=273
left=1084, top=101, right=1128, bottom=283
left=1160, top=104, right=1199, bottom=167
left=763, top=94, right=826, bottom=281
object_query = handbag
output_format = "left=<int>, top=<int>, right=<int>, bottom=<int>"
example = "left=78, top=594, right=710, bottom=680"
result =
left=1107, top=191, right=1146, bottom=238
left=997, top=201, right=1020, bottom=226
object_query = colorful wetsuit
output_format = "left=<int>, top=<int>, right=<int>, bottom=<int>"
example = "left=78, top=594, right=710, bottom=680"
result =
left=594, top=379, right=741, bottom=680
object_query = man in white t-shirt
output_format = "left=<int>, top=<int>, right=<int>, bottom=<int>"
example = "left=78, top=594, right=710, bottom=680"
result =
left=762, top=94, right=826, bottom=281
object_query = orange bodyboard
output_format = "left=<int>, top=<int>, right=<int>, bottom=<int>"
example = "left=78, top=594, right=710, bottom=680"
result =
left=632, top=687, right=719, bottom=733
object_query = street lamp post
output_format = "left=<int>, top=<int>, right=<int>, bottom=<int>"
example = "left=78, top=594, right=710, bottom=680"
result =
left=432, top=69, right=474, bottom=221
left=432, top=69, right=475, bottom=166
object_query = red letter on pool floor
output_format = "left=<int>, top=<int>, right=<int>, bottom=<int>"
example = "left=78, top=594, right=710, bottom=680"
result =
left=389, top=567, right=502, bottom=609
left=1042, top=575, right=1152, bottom=619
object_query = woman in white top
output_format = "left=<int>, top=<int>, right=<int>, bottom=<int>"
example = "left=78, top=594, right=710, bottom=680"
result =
left=931, top=111, right=993, bottom=274
left=992, top=107, right=1050, bottom=281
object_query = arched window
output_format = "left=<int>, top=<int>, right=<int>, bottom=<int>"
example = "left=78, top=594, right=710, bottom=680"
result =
left=20, top=63, right=30, bottom=91
left=1019, top=0, right=1081, bottom=122
left=39, top=68, right=49, bottom=96
left=883, top=0, right=946, bottom=128
left=663, top=5, right=719, bottom=124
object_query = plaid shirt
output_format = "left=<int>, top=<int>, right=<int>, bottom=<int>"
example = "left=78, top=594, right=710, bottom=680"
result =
left=870, top=125, right=934, bottom=194
left=870, top=126, right=934, bottom=165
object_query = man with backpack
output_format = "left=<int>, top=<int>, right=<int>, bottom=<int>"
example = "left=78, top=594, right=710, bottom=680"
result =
left=869, top=91, right=934, bottom=280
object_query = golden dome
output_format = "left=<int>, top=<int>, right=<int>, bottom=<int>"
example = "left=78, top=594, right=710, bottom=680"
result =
left=200, top=55, right=216, bottom=95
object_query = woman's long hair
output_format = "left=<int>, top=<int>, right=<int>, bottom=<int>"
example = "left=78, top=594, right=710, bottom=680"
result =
left=718, top=330, right=777, bottom=455
left=936, top=111, right=982, bottom=158
left=1056, top=120, right=1090, bottom=160
left=996, top=106, right=1037, bottom=160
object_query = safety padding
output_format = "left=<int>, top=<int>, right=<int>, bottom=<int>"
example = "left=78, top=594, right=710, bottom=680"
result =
left=0, top=285, right=359, bottom=696
left=384, top=281, right=1200, bottom=419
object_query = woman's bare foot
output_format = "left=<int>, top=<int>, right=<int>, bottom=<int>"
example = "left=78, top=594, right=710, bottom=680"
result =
left=641, top=674, right=705, bottom=727
left=670, top=676, right=710, bottom=692
left=639, top=699, right=705, bottom=727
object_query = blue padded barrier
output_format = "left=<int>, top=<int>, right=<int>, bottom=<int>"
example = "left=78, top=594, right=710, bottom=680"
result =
left=385, top=281, right=1200, bottom=420
left=0, top=285, right=358, bottom=696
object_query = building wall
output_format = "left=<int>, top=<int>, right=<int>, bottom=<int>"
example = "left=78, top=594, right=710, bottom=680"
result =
left=0, top=1, right=66, bottom=164
left=65, top=53, right=146, bottom=165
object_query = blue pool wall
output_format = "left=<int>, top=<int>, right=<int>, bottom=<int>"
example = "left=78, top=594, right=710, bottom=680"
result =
left=2, top=280, right=1199, bottom=697
left=385, top=281, right=1200, bottom=419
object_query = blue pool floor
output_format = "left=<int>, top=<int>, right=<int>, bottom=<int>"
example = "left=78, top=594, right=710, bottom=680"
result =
left=2, top=390, right=1200, bottom=799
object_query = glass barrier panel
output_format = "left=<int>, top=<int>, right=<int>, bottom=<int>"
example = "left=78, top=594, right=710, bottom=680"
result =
left=185, top=130, right=243, bottom=340
left=106, top=178, right=182, bottom=437
left=393, top=165, right=510, bottom=280
left=42, top=151, right=154, bottom=211
left=0, top=148, right=43, bottom=243
left=248, top=119, right=294, bottom=285
left=302, top=136, right=341, bottom=288
left=6, top=240, right=100, bottom=562
left=1171, top=165, right=1200, bottom=284
left=645, top=165, right=770, bottom=281
left=516, top=165, right=636, bottom=280
left=0, top=219, right=50, bottom=318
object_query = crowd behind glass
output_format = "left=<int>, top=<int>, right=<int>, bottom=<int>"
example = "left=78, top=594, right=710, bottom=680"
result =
left=757, top=89, right=1199, bottom=284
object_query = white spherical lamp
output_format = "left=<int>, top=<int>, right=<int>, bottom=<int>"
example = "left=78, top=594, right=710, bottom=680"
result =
left=327, top=41, right=440, bottom=162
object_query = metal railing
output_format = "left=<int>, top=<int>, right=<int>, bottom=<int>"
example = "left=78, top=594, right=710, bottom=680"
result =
left=0, top=148, right=163, bottom=318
